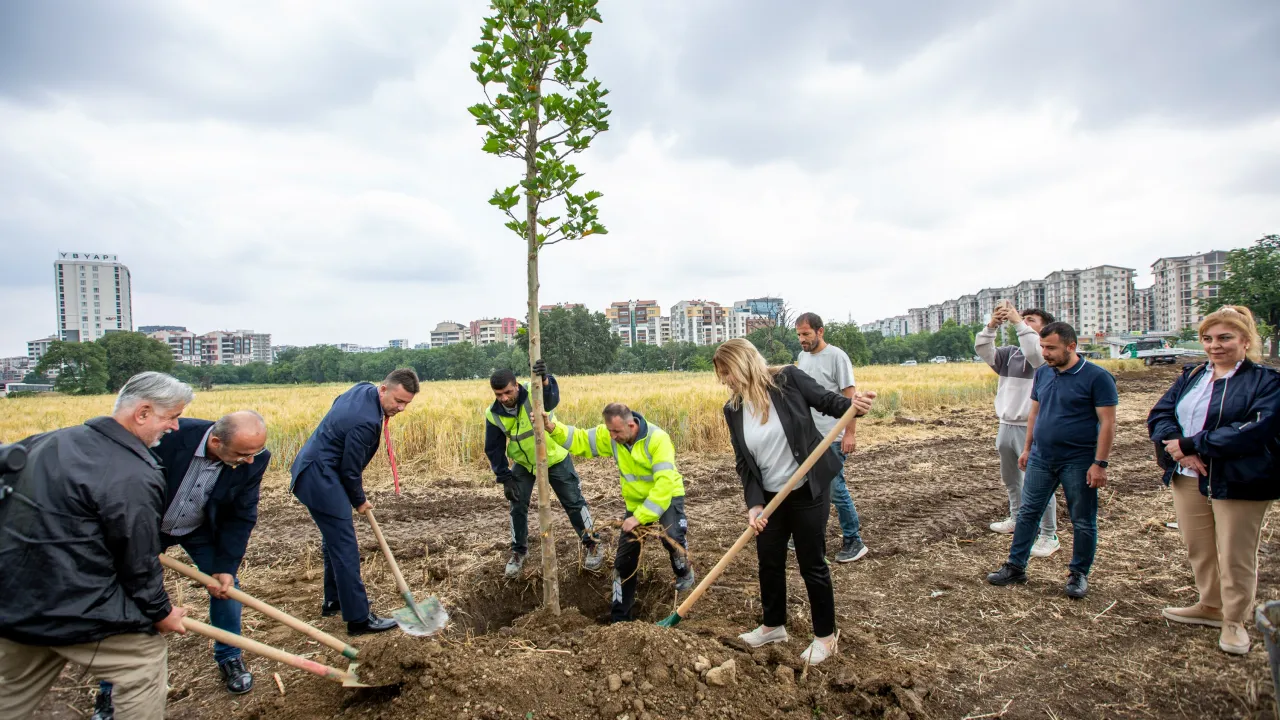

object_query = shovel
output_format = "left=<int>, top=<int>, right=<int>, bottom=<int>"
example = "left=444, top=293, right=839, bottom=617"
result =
left=658, top=399, right=868, bottom=628
left=181, top=617, right=366, bottom=686
left=159, top=555, right=370, bottom=687
left=364, top=508, right=448, bottom=636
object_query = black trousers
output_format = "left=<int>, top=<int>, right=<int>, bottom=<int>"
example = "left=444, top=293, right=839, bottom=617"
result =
left=306, top=508, right=370, bottom=623
left=612, top=496, right=690, bottom=622
left=755, top=487, right=835, bottom=637
left=505, top=456, right=598, bottom=554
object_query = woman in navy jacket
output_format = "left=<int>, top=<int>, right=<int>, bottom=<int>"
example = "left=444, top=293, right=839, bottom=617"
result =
left=1148, top=305, right=1280, bottom=656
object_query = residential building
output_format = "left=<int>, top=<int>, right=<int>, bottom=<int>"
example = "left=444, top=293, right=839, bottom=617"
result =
left=540, top=302, right=584, bottom=312
left=27, top=336, right=57, bottom=365
left=671, top=300, right=729, bottom=346
left=1130, top=286, right=1156, bottom=334
left=925, top=304, right=944, bottom=333
left=725, top=311, right=769, bottom=341
left=1, top=357, right=30, bottom=383
left=1012, top=280, right=1044, bottom=313
left=429, top=322, right=468, bottom=348
left=388, top=339, right=410, bottom=349
left=147, top=329, right=202, bottom=366
left=941, top=298, right=959, bottom=325
left=245, top=332, right=273, bottom=364
left=413, top=342, right=432, bottom=350
left=956, top=295, right=979, bottom=326
left=733, top=297, right=785, bottom=323
left=860, top=316, right=910, bottom=338
left=200, top=331, right=258, bottom=366
left=1044, top=269, right=1083, bottom=331
left=1152, top=251, right=1229, bottom=333
left=907, top=308, right=927, bottom=335
left=138, top=325, right=186, bottom=334
left=976, top=287, right=1016, bottom=323
left=1077, top=265, right=1135, bottom=337
left=470, top=318, right=519, bottom=346
left=606, top=300, right=664, bottom=347
left=53, top=252, right=132, bottom=343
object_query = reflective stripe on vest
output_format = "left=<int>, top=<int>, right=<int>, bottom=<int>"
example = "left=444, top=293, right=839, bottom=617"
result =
left=491, top=399, right=535, bottom=441
left=641, top=499, right=664, bottom=518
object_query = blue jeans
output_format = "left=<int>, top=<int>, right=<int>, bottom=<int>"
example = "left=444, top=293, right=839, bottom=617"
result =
left=1008, top=459, right=1098, bottom=574
left=100, top=532, right=243, bottom=697
left=827, top=442, right=863, bottom=543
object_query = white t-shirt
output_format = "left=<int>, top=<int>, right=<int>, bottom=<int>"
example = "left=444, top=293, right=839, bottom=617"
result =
left=1174, top=362, right=1241, bottom=477
left=796, top=343, right=856, bottom=439
left=743, top=398, right=802, bottom=493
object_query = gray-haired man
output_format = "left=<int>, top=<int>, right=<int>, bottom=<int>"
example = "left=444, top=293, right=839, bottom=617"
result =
left=975, top=302, right=1060, bottom=558
left=94, top=411, right=270, bottom=719
left=0, top=372, right=192, bottom=720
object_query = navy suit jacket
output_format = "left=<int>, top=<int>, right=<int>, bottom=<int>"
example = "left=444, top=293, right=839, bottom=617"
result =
left=291, top=383, right=383, bottom=517
left=154, top=418, right=270, bottom=575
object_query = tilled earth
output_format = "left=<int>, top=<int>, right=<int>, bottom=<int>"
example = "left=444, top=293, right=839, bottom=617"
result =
left=34, top=366, right=1280, bottom=719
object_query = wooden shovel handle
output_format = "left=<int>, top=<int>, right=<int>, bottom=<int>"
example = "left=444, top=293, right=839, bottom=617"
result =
left=674, top=402, right=861, bottom=619
left=159, top=555, right=358, bottom=660
left=364, top=509, right=412, bottom=597
left=181, top=617, right=355, bottom=684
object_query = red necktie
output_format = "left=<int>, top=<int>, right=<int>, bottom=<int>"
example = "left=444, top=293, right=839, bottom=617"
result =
left=383, top=417, right=402, bottom=496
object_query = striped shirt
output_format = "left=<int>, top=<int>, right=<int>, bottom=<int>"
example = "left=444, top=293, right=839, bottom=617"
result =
left=160, top=426, right=223, bottom=537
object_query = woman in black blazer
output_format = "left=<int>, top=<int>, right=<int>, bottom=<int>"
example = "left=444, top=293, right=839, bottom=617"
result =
left=713, top=339, right=873, bottom=665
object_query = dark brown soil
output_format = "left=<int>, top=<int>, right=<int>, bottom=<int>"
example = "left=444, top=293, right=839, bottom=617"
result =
left=32, top=366, right=1280, bottom=719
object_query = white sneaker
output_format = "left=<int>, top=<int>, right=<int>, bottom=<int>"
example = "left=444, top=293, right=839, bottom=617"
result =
left=799, top=635, right=837, bottom=665
left=1030, top=534, right=1060, bottom=558
left=989, top=518, right=1016, bottom=534
left=738, top=625, right=788, bottom=648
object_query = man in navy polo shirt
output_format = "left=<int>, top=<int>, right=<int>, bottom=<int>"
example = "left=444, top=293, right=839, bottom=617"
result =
left=986, top=321, right=1117, bottom=598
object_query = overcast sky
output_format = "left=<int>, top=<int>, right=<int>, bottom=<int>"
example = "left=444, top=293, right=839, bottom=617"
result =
left=2, top=0, right=1277, bottom=355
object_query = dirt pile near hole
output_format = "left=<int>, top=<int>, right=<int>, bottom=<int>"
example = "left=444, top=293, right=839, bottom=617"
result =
left=239, top=606, right=926, bottom=720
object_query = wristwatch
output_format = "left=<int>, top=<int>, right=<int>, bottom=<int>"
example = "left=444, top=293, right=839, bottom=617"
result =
left=1093, top=460, right=1109, bottom=469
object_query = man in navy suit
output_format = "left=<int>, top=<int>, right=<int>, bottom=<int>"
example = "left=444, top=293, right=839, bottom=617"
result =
left=93, top=410, right=269, bottom=720
left=291, top=368, right=419, bottom=635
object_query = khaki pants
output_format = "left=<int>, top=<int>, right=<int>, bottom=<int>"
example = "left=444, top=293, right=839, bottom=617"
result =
left=0, top=633, right=167, bottom=720
left=1171, top=476, right=1272, bottom=624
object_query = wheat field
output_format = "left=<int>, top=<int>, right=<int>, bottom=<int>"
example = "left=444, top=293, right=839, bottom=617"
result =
left=0, top=361, right=1145, bottom=485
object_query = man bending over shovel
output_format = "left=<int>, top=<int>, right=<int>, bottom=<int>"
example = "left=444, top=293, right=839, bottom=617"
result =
left=545, top=404, right=695, bottom=622
left=93, top=410, right=270, bottom=719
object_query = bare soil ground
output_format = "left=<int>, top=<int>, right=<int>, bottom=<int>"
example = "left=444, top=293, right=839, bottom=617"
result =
left=34, top=366, right=1280, bottom=719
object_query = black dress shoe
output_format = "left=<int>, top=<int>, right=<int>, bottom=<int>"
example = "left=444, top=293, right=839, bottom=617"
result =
left=986, top=562, right=1028, bottom=586
left=90, top=687, right=113, bottom=720
left=321, top=600, right=342, bottom=617
left=218, top=656, right=254, bottom=695
left=1065, top=571, right=1089, bottom=599
left=347, top=613, right=397, bottom=636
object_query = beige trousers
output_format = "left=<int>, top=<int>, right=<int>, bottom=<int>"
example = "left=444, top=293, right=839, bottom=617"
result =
left=1171, top=476, right=1272, bottom=624
left=0, top=632, right=167, bottom=720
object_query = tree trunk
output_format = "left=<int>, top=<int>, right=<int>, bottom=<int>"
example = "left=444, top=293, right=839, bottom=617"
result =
left=525, top=92, right=560, bottom=615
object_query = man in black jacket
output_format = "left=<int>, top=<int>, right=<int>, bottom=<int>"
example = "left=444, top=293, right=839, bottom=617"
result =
left=0, top=372, right=191, bottom=720
left=94, top=411, right=270, bottom=718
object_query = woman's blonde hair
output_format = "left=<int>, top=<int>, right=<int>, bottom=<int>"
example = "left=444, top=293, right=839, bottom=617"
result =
left=1198, top=305, right=1263, bottom=363
left=712, top=338, right=782, bottom=423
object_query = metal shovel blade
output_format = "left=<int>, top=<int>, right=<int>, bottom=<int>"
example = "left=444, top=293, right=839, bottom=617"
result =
left=392, top=594, right=448, bottom=637
left=342, top=662, right=370, bottom=688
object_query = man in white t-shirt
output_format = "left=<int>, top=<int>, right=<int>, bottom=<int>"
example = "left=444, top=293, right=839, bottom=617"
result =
left=793, top=312, right=868, bottom=563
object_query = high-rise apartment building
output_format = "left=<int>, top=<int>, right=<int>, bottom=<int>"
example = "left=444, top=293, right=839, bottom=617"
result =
left=976, top=287, right=1016, bottom=323
left=1014, top=280, right=1046, bottom=313
left=148, top=329, right=202, bottom=365
left=724, top=310, right=768, bottom=341
left=1077, top=265, right=1135, bottom=336
left=147, top=329, right=273, bottom=366
left=733, top=297, right=785, bottom=323
left=388, top=339, right=410, bottom=350
left=27, top=336, right=58, bottom=365
left=1044, top=269, right=1082, bottom=330
left=907, top=308, right=927, bottom=335
left=671, top=300, right=728, bottom=346
left=54, top=252, right=132, bottom=342
left=429, top=322, right=468, bottom=348
left=470, top=318, right=519, bottom=346
left=956, top=295, right=979, bottom=326
left=138, top=325, right=186, bottom=334
left=606, top=300, right=665, bottom=347
left=1152, top=251, right=1228, bottom=332
left=1130, top=286, right=1156, bottom=334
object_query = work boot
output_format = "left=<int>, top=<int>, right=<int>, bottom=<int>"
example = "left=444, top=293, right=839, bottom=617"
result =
left=320, top=600, right=341, bottom=617
left=1220, top=622, right=1251, bottom=655
left=1161, top=603, right=1224, bottom=628
left=675, top=569, right=697, bottom=592
left=583, top=544, right=605, bottom=572
left=218, top=656, right=254, bottom=694
left=504, top=552, right=526, bottom=579
left=834, top=538, right=869, bottom=563
left=91, top=686, right=113, bottom=720
left=986, top=562, right=1028, bottom=586
left=1065, top=571, right=1089, bottom=599
left=347, top=613, right=397, bottom=636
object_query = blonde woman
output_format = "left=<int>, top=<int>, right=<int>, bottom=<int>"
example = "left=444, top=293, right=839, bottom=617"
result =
left=1147, top=305, right=1280, bottom=655
left=713, top=339, right=874, bottom=665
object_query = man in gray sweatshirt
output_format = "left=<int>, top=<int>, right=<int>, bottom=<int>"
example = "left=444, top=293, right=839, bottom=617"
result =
left=975, top=302, right=1059, bottom=558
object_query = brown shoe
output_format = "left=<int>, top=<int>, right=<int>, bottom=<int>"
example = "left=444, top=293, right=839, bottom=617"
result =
left=1220, top=622, right=1250, bottom=655
left=1161, top=603, right=1224, bottom=628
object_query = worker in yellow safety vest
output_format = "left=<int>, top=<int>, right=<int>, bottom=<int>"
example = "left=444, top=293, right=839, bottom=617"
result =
left=484, top=360, right=603, bottom=578
left=545, top=402, right=695, bottom=622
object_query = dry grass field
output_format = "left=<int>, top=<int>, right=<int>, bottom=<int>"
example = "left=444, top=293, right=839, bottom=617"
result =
left=0, top=361, right=1146, bottom=489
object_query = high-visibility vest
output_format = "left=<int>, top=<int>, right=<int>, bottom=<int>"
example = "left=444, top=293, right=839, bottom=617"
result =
left=485, top=387, right=569, bottom=473
left=551, top=418, right=684, bottom=525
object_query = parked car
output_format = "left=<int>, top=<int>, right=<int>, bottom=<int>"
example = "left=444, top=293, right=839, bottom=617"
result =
left=930, top=356, right=948, bottom=364
left=901, top=360, right=918, bottom=366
